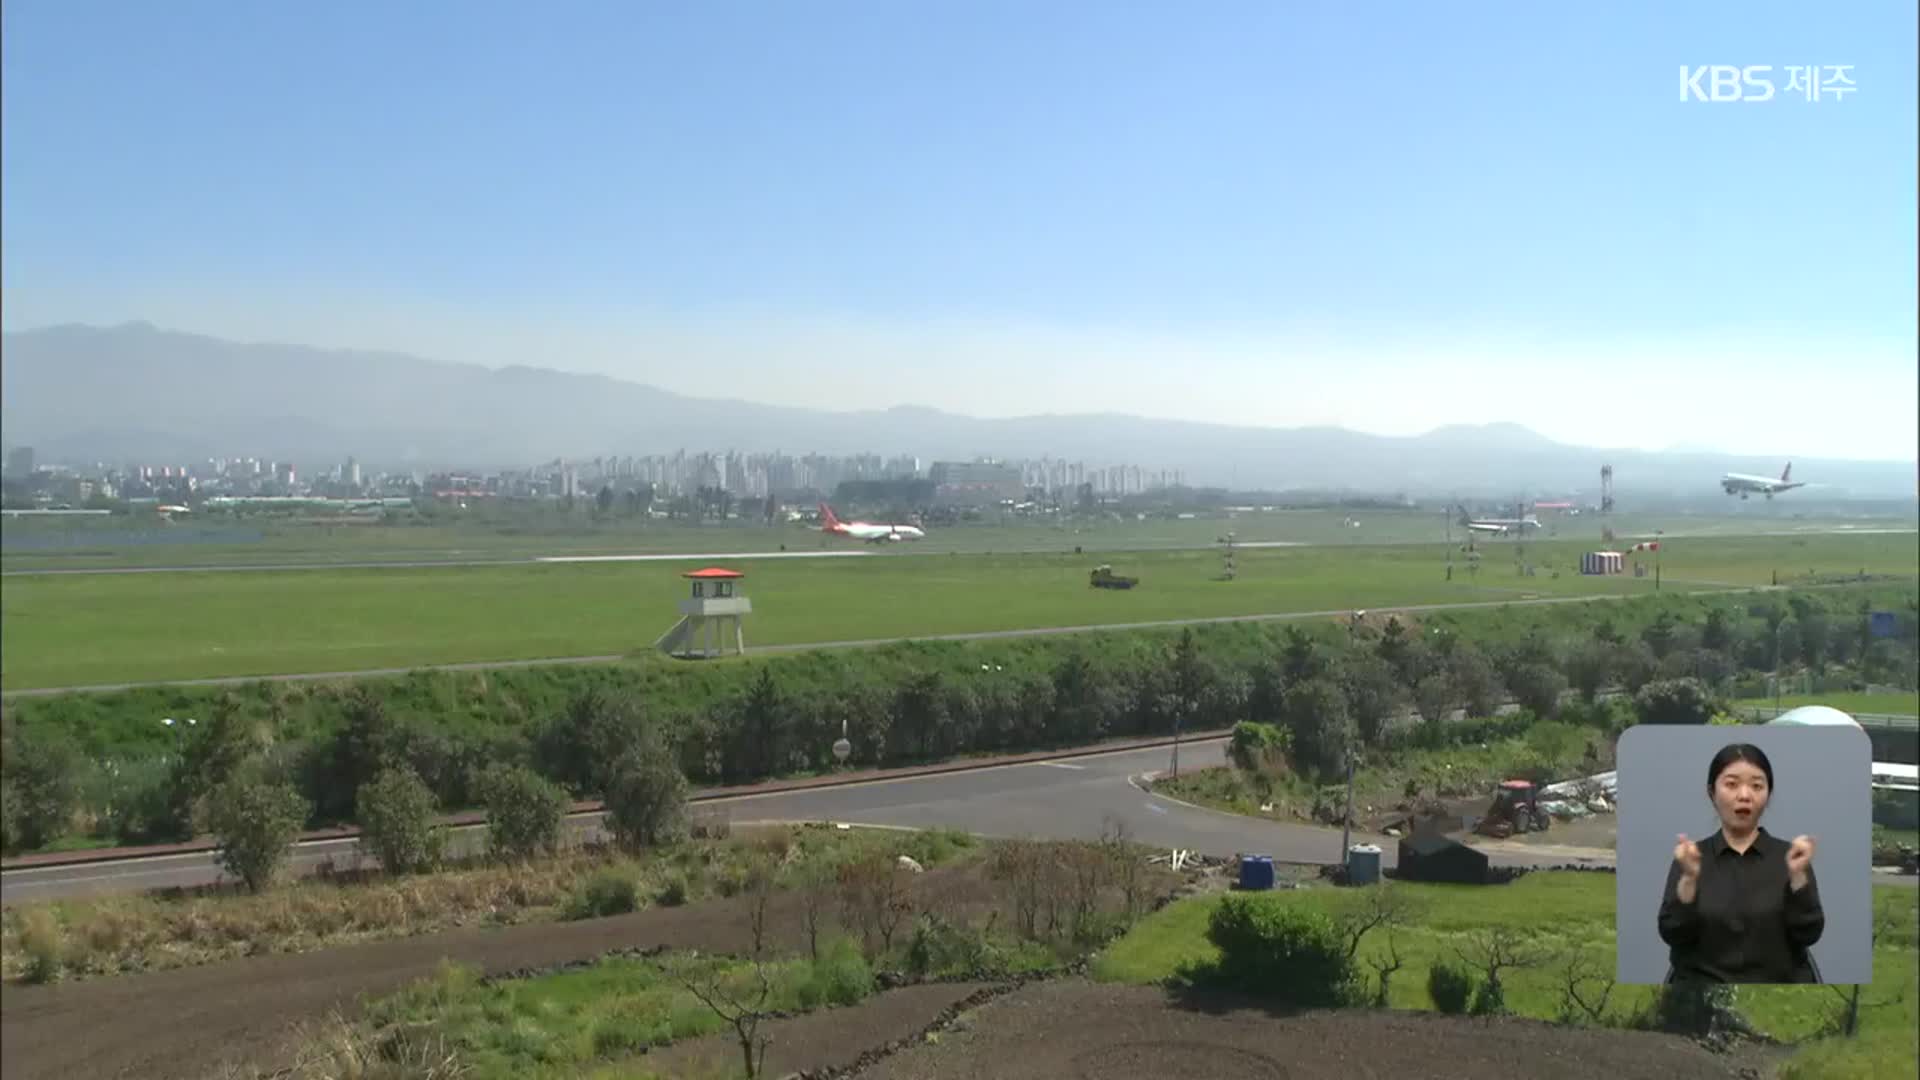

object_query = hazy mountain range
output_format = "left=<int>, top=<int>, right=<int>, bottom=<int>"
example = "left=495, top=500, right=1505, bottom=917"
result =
left=2, top=323, right=1914, bottom=499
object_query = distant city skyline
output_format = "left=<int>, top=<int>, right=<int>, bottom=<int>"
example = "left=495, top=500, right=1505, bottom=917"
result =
left=4, top=3, right=1915, bottom=460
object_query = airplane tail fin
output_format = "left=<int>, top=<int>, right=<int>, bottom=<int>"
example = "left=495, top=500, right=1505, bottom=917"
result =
left=1781, top=462, right=1793, bottom=483
left=818, top=502, right=842, bottom=529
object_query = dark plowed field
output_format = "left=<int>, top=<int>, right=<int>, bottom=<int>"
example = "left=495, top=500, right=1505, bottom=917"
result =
left=857, top=980, right=1784, bottom=1080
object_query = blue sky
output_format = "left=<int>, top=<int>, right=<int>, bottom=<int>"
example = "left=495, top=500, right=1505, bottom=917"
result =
left=3, top=1, right=1915, bottom=459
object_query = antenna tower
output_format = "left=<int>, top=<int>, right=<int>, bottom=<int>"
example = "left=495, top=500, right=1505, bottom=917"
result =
left=1600, top=465, right=1615, bottom=515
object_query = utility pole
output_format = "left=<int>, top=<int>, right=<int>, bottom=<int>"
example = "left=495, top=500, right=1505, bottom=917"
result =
left=1339, top=746, right=1358, bottom=871
left=1170, top=698, right=1187, bottom=778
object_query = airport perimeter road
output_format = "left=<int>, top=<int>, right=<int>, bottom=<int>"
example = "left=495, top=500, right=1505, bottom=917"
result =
left=0, top=588, right=1770, bottom=699
left=0, top=738, right=1615, bottom=904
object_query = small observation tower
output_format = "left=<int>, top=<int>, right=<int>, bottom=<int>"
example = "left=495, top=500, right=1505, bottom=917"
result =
left=657, top=568, right=752, bottom=659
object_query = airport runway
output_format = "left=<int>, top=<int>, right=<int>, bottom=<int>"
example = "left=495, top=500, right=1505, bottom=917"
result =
left=0, top=738, right=1614, bottom=904
left=0, top=548, right=875, bottom=576
left=2, top=522, right=1908, bottom=578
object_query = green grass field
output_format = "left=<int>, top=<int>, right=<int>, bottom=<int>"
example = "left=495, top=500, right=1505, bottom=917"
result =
left=1094, top=874, right=1919, bottom=1079
left=2, top=532, right=1913, bottom=689
left=1740, top=692, right=1920, bottom=717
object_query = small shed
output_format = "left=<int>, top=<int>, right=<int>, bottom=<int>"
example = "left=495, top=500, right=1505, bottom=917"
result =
left=1581, top=551, right=1625, bottom=576
left=1395, top=830, right=1491, bottom=885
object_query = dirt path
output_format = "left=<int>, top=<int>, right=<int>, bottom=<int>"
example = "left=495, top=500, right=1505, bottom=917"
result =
left=857, top=980, right=1783, bottom=1080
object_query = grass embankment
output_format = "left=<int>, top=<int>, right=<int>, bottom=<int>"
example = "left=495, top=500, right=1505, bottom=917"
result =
left=0, top=826, right=976, bottom=984
left=5, top=531, right=1913, bottom=689
left=1094, top=874, right=1919, bottom=1080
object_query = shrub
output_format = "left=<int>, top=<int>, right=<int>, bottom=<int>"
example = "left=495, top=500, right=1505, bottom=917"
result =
left=1633, top=678, right=1718, bottom=726
left=907, top=914, right=998, bottom=978
left=534, top=688, right=649, bottom=796
left=603, top=741, right=689, bottom=851
left=206, top=775, right=310, bottom=893
left=1278, top=679, right=1354, bottom=781
left=1227, top=721, right=1291, bottom=775
left=564, top=869, right=641, bottom=920
left=303, top=688, right=407, bottom=823
left=166, top=699, right=265, bottom=835
left=1, top=728, right=83, bottom=853
left=794, top=937, right=875, bottom=1008
left=1412, top=674, right=1455, bottom=726
left=1470, top=976, right=1506, bottom=1016
left=355, top=766, right=445, bottom=876
left=95, top=755, right=183, bottom=845
left=479, top=765, right=567, bottom=861
left=1564, top=642, right=1614, bottom=703
left=1338, top=655, right=1404, bottom=747
left=1448, top=647, right=1503, bottom=719
left=1522, top=721, right=1586, bottom=773
left=1428, top=962, right=1474, bottom=1014
left=1202, top=894, right=1359, bottom=1008
left=1506, top=663, right=1567, bottom=720
left=657, top=873, right=690, bottom=907
left=17, top=907, right=66, bottom=983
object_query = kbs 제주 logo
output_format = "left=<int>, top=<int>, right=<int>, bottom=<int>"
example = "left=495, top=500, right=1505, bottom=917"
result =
left=1679, top=65, right=1857, bottom=103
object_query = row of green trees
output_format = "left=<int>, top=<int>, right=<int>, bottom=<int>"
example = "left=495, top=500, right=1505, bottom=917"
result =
left=11, top=716, right=698, bottom=892
left=4, top=586, right=1912, bottom=855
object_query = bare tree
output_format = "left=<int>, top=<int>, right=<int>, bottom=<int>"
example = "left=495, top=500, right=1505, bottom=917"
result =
left=1101, top=816, right=1146, bottom=918
left=1368, top=931, right=1405, bottom=1007
left=793, top=856, right=835, bottom=961
left=743, top=855, right=777, bottom=960
left=837, top=852, right=913, bottom=959
left=1456, top=927, right=1545, bottom=1018
left=875, top=867, right=914, bottom=955
left=1826, top=894, right=1910, bottom=1037
left=989, top=839, right=1048, bottom=940
left=670, top=955, right=776, bottom=1080
left=1065, top=842, right=1113, bottom=940
left=1555, top=952, right=1617, bottom=1025
left=1338, top=883, right=1421, bottom=960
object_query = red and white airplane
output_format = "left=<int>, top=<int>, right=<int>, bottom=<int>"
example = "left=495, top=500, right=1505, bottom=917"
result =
left=818, top=503, right=926, bottom=543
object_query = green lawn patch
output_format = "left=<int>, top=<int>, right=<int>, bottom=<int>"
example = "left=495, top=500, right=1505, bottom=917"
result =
left=1096, top=873, right=1919, bottom=1076
left=357, top=941, right=873, bottom=1080
left=1742, top=692, right=1920, bottom=717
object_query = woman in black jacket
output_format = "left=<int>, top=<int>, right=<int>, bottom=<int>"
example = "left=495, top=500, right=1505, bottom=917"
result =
left=1657, top=742, right=1824, bottom=984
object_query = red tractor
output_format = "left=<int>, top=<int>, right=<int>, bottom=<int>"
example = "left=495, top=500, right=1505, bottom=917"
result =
left=1475, top=780, right=1552, bottom=839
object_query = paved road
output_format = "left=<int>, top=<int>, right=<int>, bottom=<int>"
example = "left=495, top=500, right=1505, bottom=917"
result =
left=1, top=587, right=1769, bottom=698
left=1, top=738, right=1618, bottom=904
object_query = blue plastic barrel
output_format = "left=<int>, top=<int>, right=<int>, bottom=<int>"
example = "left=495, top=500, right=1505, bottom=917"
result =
left=1347, top=844, right=1382, bottom=886
left=1238, top=854, right=1275, bottom=891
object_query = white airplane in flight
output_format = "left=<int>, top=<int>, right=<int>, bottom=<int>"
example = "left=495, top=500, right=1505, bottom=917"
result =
left=1722, top=463, right=1805, bottom=500
left=1456, top=505, right=1541, bottom=536
left=819, top=503, right=926, bottom=543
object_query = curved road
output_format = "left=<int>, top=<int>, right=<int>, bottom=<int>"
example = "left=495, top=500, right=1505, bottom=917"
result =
left=0, top=737, right=1615, bottom=905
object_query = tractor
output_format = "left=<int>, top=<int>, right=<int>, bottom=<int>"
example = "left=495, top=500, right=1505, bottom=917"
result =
left=1089, top=565, right=1139, bottom=590
left=1474, top=780, right=1552, bottom=839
